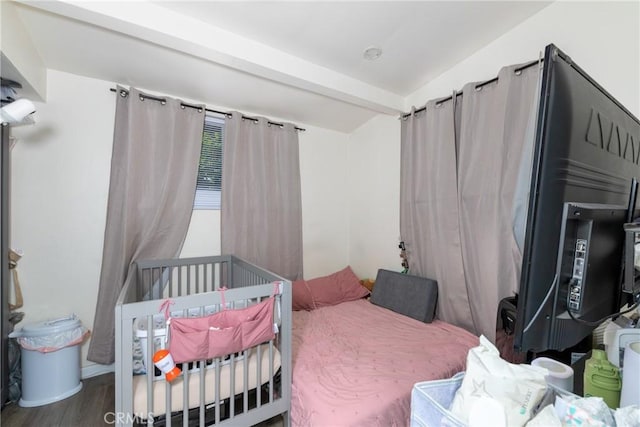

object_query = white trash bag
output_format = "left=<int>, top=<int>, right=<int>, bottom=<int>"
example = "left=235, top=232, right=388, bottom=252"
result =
left=9, top=314, right=89, bottom=353
left=450, top=335, right=549, bottom=427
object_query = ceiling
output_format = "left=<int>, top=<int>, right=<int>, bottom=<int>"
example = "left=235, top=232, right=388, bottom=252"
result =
left=9, top=1, right=552, bottom=132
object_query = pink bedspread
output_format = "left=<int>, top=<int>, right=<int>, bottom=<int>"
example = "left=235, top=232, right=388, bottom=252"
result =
left=291, top=299, right=478, bottom=427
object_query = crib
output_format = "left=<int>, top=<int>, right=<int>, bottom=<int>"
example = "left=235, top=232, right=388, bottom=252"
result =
left=114, top=255, right=292, bottom=427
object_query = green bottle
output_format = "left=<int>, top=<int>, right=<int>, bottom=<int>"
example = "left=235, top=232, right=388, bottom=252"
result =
left=583, top=349, right=622, bottom=408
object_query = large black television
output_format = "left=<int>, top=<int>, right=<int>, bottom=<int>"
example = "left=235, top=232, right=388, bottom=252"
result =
left=514, top=44, right=640, bottom=354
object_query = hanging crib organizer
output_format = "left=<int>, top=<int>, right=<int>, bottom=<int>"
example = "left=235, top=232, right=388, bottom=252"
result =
left=161, top=282, right=281, bottom=364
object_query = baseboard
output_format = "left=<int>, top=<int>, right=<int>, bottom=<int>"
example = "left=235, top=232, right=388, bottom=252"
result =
left=81, top=362, right=115, bottom=379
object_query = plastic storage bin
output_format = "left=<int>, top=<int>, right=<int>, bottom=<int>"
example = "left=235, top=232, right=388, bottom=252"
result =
left=411, top=372, right=584, bottom=427
left=11, top=315, right=85, bottom=407
left=411, top=372, right=467, bottom=427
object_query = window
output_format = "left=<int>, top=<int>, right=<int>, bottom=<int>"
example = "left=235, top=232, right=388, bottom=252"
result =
left=194, top=115, right=224, bottom=209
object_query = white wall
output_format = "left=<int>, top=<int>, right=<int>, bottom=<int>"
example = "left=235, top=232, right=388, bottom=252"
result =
left=406, top=1, right=640, bottom=116
left=298, top=127, right=351, bottom=278
left=10, top=69, right=351, bottom=372
left=10, top=70, right=114, bottom=372
left=347, top=114, right=401, bottom=279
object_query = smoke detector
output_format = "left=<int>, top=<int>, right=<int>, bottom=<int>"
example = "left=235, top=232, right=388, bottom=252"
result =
left=363, top=46, right=382, bottom=61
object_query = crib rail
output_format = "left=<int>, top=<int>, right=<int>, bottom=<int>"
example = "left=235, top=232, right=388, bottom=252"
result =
left=118, top=255, right=285, bottom=303
left=115, top=256, right=291, bottom=427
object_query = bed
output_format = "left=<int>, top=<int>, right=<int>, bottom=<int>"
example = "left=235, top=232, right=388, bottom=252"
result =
left=290, top=267, right=478, bottom=426
left=114, top=256, right=292, bottom=427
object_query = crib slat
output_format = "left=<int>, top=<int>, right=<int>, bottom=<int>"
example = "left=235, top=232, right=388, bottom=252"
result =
left=177, top=265, right=181, bottom=297
left=195, top=264, right=200, bottom=295
left=182, top=308, right=188, bottom=427
left=256, top=344, right=262, bottom=408
left=199, top=359, right=205, bottom=426
left=182, top=368, right=189, bottom=427
left=243, top=348, right=249, bottom=414
left=165, top=375, right=172, bottom=427
left=187, top=264, right=192, bottom=296
left=269, top=340, right=274, bottom=403
left=145, top=316, right=154, bottom=425
left=202, top=263, right=206, bottom=294
left=214, top=358, right=221, bottom=424
left=229, top=353, right=235, bottom=418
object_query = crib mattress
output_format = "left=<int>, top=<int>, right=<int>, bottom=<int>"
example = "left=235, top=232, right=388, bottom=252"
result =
left=132, top=344, right=281, bottom=416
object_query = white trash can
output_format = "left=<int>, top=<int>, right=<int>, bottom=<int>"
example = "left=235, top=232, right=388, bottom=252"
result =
left=10, top=315, right=86, bottom=407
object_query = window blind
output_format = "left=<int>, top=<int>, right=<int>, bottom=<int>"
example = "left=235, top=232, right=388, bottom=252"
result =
left=194, top=115, right=224, bottom=210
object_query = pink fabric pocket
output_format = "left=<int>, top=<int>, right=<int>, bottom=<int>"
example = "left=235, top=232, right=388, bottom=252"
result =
left=168, top=296, right=276, bottom=364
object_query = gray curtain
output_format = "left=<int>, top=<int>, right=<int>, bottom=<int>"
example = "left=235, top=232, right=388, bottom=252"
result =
left=88, top=87, right=205, bottom=364
left=400, top=63, right=540, bottom=340
left=457, top=64, right=541, bottom=340
left=400, top=100, right=475, bottom=332
left=221, top=113, right=303, bottom=280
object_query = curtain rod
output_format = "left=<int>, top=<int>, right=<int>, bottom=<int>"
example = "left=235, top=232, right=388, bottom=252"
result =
left=109, top=88, right=306, bottom=132
left=400, top=58, right=542, bottom=119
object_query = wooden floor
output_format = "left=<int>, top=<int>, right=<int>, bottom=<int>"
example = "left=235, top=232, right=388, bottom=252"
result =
left=1, top=373, right=115, bottom=426
left=1, top=374, right=284, bottom=426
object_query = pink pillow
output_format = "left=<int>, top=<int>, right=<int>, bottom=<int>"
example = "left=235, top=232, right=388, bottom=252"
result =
left=292, top=279, right=314, bottom=311
left=292, top=266, right=369, bottom=310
